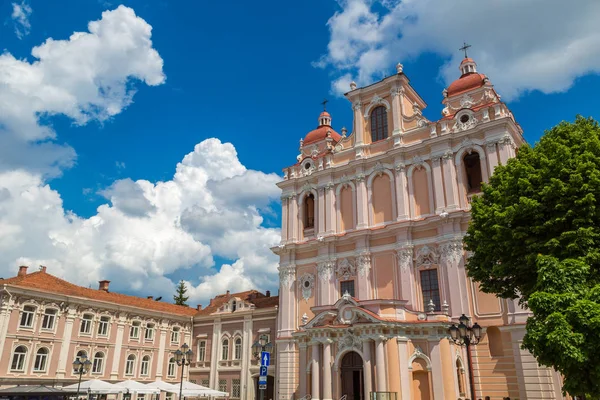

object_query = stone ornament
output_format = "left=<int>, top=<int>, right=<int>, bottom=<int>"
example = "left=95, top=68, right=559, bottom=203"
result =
left=356, top=253, right=371, bottom=277
left=317, top=261, right=334, bottom=281
left=338, top=331, right=362, bottom=352
left=396, top=246, right=414, bottom=272
left=336, top=258, right=356, bottom=280
left=440, top=240, right=464, bottom=266
left=278, top=265, right=296, bottom=288
left=298, top=273, right=315, bottom=301
left=415, top=245, right=439, bottom=267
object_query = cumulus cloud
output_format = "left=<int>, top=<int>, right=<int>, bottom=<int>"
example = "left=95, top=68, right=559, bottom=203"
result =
left=318, top=0, right=600, bottom=100
left=0, top=139, right=282, bottom=304
left=11, top=1, right=32, bottom=39
left=0, top=5, right=165, bottom=177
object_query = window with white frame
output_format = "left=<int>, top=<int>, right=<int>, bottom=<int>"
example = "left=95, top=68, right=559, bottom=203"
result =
left=80, top=314, right=93, bottom=334
left=92, top=352, right=104, bottom=374
left=41, top=309, right=57, bottom=330
left=11, top=346, right=27, bottom=371
left=137, top=395, right=145, bottom=400
left=221, top=339, right=229, bottom=360
left=167, top=358, right=176, bottom=377
left=197, top=341, right=206, bottom=361
left=171, top=327, right=180, bottom=343
left=140, top=355, right=150, bottom=376
left=98, top=316, right=110, bottom=336
left=19, top=305, right=36, bottom=328
left=130, top=321, right=141, bottom=339
left=234, top=338, right=242, bottom=360
left=145, top=323, right=155, bottom=341
left=232, top=379, right=241, bottom=398
left=125, top=354, right=136, bottom=375
left=74, top=350, right=87, bottom=374
left=218, top=379, right=227, bottom=393
left=33, top=348, right=48, bottom=372
left=201, top=380, right=209, bottom=387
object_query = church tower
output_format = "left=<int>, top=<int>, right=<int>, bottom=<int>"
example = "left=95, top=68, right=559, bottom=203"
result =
left=273, top=56, right=566, bottom=400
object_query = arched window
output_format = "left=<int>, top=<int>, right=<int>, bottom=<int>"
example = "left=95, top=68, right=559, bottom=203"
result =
left=167, top=357, right=176, bottom=377
left=456, top=359, right=465, bottom=396
left=140, top=355, right=150, bottom=376
left=370, top=106, right=388, bottom=142
left=464, top=152, right=483, bottom=193
left=75, top=350, right=87, bottom=363
left=33, top=348, right=49, bottom=372
left=234, top=338, right=242, bottom=360
left=11, top=346, right=27, bottom=371
left=125, top=354, right=136, bottom=375
left=92, top=352, right=104, bottom=374
left=222, top=339, right=229, bottom=360
left=486, top=326, right=504, bottom=357
left=304, top=194, right=315, bottom=229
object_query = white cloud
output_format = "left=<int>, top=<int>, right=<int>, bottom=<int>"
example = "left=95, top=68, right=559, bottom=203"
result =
left=318, top=0, right=600, bottom=100
left=0, top=139, right=282, bottom=305
left=0, top=5, right=165, bottom=177
left=11, top=1, right=32, bottom=39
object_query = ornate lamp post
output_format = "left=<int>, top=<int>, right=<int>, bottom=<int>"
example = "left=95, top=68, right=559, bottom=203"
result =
left=449, top=314, right=482, bottom=400
left=72, top=354, right=92, bottom=399
left=174, top=343, right=193, bottom=400
left=251, top=334, right=273, bottom=400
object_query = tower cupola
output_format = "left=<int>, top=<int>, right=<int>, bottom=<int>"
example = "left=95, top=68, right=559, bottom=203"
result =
left=460, top=58, right=477, bottom=76
left=318, top=111, right=332, bottom=127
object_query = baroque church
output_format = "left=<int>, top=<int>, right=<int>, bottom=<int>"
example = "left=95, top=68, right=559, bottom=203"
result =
left=272, top=57, right=567, bottom=400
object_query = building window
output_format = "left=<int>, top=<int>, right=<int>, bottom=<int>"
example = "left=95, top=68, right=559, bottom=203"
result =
left=130, top=321, right=141, bottom=339
left=304, top=193, right=315, bottom=229
left=232, top=301, right=237, bottom=312
left=218, top=379, right=227, bottom=393
left=198, top=341, right=206, bottom=361
left=234, top=338, right=242, bottom=360
left=80, top=314, right=93, bottom=334
left=92, top=352, right=104, bottom=374
left=420, top=269, right=441, bottom=311
left=140, top=355, right=150, bottom=376
left=167, top=358, right=176, bottom=377
left=464, top=152, right=483, bottom=193
left=125, top=354, right=136, bottom=376
left=11, top=346, right=27, bottom=371
left=201, top=380, right=209, bottom=387
left=74, top=350, right=88, bottom=372
left=171, top=327, right=180, bottom=343
left=145, top=323, right=155, bottom=341
left=370, top=105, right=388, bottom=142
left=232, top=379, right=241, bottom=398
left=137, top=395, right=145, bottom=400
left=19, top=305, right=36, bottom=328
left=222, top=339, right=229, bottom=360
left=340, top=280, right=355, bottom=297
left=98, top=316, right=110, bottom=336
left=41, top=309, right=57, bottom=330
left=33, top=348, right=48, bottom=372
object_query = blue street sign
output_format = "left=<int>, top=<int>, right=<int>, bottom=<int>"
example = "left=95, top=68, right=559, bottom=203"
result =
left=261, top=351, right=270, bottom=367
left=259, top=366, right=268, bottom=377
left=259, top=384, right=267, bottom=390
left=259, top=375, right=267, bottom=384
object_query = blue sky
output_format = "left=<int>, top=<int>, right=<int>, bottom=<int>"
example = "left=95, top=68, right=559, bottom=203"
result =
left=1, top=0, right=599, bottom=304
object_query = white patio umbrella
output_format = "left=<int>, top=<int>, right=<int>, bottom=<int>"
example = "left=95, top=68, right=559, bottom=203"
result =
left=144, top=381, right=179, bottom=394
left=63, top=379, right=126, bottom=394
left=179, top=381, right=228, bottom=397
left=115, top=381, right=160, bottom=395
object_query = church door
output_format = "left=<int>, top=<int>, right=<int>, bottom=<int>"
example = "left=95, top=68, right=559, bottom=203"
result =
left=340, top=352, right=364, bottom=400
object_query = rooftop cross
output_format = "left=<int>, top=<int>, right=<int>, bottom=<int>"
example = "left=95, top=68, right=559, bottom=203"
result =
left=321, top=98, right=328, bottom=111
left=459, top=42, right=471, bottom=59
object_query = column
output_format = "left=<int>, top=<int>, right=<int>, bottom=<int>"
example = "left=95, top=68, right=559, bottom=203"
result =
left=428, top=341, right=445, bottom=400
left=396, top=339, right=411, bottom=400
left=431, top=157, right=446, bottom=213
left=56, top=308, right=77, bottom=378
left=325, top=184, right=336, bottom=234
left=317, top=187, right=326, bottom=236
left=390, top=87, right=403, bottom=135
left=356, top=174, right=368, bottom=229
left=356, top=253, right=372, bottom=300
left=155, top=324, right=168, bottom=378
left=322, top=341, right=333, bottom=400
left=498, top=136, right=514, bottom=165
left=375, top=338, right=387, bottom=392
left=311, top=343, right=321, bottom=400
left=299, top=344, right=308, bottom=397
left=394, top=164, right=409, bottom=220
left=455, top=159, right=467, bottom=209
left=353, top=102, right=365, bottom=146
left=386, top=339, right=401, bottom=396
left=0, top=295, right=14, bottom=366
left=442, top=152, right=459, bottom=210
left=362, top=340, right=373, bottom=400
left=281, top=197, right=289, bottom=243
left=288, top=195, right=298, bottom=242
left=486, top=142, right=500, bottom=174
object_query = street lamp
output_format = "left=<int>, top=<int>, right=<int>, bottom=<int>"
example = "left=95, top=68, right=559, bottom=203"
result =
left=174, top=343, right=193, bottom=400
left=448, top=314, right=482, bottom=400
left=251, top=334, right=273, bottom=400
left=72, top=354, right=92, bottom=399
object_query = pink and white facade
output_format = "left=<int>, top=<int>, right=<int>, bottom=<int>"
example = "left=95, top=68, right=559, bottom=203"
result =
left=273, top=59, right=567, bottom=400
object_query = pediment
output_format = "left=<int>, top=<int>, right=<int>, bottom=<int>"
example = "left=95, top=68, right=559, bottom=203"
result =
left=304, top=304, right=382, bottom=329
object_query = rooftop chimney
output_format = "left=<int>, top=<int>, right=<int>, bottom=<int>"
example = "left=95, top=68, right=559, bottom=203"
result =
left=98, top=280, right=110, bottom=292
left=226, top=290, right=230, bottom=295
left=147, top=296, right=153, bottom=300
left=18, top=266, right=28, bottom=277
left=196, top=304, right=202, bottom=311
left=40, top=266, right=47, bottom=273
left=266, top=290, right=271, bottom=297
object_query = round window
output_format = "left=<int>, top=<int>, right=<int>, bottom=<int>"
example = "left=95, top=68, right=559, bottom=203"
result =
left=304, top=162, right=311, bottom=170
left=460, top=114, right=470, bottom=124
left=303, top=280, right=310, bottom=288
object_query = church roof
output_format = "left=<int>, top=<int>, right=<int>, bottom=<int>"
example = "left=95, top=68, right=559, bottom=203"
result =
left=447, top=72, right=487, bottom=97
left=303, top=125, right=342, bottom=145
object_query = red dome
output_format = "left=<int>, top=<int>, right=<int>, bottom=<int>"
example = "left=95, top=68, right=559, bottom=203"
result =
left=303, top=125, right=342, bottom=145
left=447, top=73, right=487, bottom=97
left=460, top=57, right=475, bottom=65
left=319, top=111, right=331, bottom=118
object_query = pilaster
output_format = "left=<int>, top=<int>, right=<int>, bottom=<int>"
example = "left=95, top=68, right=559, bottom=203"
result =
left=396, top=245, right=415, bottom=308
left=362, top=340, right=373, bottom=400
left=375, top=337, right=387, bottom=391
left=280, top=197, right=289, bottom=243
left=396, top=338, right=411, bottom=400
left=428, top=340, right=445, bottom=400
left=440, top=240, right=468, bottom=318
left=288, top=194, right=298, bottom=242
left=209, top=320, right=221, bottom=388
left=325, top=184, right=336, bottom=235
left=431, top=156, right=446, bottom=213
left=355, top=172, right=368, bottom=229
left=56, top=308, right=77, bottom=378
left=156, top=322, right=168, bottom=378
left=241, top=315, right=253, bottom=400
left=485, top=142, right=500, bottom=174
left=322, top=340, right=333, bottom=400
left=298, top=343, right=308, bottom=398
left=353, top=102, right=364, bottom=146
left=110, top=313, right=126, bottom=380
left=356, top=253, right=372, bottom=301
left=311, top=342, right=321, bottom=400
left=394, top=163, right=409, bottom=220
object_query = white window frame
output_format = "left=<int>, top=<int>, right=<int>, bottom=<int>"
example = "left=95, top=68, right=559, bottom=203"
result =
left=167, top=358, right=176, bottom=378
left=145, top=323, right=155, bottom=341
left=80, top=314, right=94, bottom=335
left=125, top=355, right=136, bottom=376
left=130, top=321, right=141, bottom=339
left=32, top=347, right=49, bottom=373
left=97, top=316, right=110, bottom=336
left=92, top=352, right=105, bottom=374
left=170, top=327, right=180, bottom=343
left=41, top=309, right=57, bottom=331
left=140, top=355, right=150, bottom=376
left=197, top=341, right=206, bottom=361
left=19, top=305, right=36, bottom=328
left=11, top=345, right=28, bottom=372
left=221, top=339, right=229, bottom=360
left=234, top=338, right=242, bottom=360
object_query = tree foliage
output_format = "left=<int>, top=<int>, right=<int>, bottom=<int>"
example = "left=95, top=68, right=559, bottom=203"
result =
left=464, top=116, right=600, bottom=398
left=173, top=280, right=190, bottom=306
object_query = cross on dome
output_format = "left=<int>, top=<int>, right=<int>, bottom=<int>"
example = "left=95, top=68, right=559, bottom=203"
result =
left=459, top=41, right=471, bottom=59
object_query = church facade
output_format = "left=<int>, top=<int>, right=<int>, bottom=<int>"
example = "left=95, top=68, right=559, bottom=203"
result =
left=273, top=58, right=567, bottom=400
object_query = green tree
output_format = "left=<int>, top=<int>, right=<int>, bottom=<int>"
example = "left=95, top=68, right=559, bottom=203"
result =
left=464, top=116, right=600, bottom=398
left=173, top=280, right=190, bottom=306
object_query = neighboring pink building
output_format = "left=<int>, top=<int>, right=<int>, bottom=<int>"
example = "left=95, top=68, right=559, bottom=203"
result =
left=273, top=58, right=568, bottom=400
left=0, top=266, right=195, bottom=387
left=189, top=290, right=278, bottom=400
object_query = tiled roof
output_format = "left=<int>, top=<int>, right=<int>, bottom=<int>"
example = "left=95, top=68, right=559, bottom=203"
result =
left=0, top=270, right=197, bottom=316
left=447, top=72, right=487, bottom=97
left=303, top=125, right=342, bottom=145
left=195, top=290, right=278, bottom=316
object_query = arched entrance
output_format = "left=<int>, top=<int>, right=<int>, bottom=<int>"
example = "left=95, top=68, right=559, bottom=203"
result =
left=340, top=352, right=363, bottom=400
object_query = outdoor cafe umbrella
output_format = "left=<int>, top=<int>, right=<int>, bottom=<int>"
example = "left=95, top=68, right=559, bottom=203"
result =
left=63, top=379, right=126, bottom=394
left=115, top=381, right=160, bottom=395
